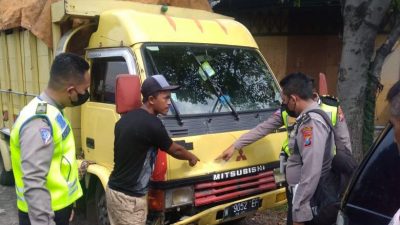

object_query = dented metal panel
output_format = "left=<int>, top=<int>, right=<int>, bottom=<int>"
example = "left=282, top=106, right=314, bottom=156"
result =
left=0, top=29, right=52, bottom=129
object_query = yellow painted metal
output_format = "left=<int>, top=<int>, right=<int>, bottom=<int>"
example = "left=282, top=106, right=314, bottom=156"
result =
left=62, top=0, right=229, bottom=21
left=4, top=32, right=17, bottom=126
left=0, top=1, right=287, bottom=222
left=0, top=33, right=8, bottom=128
left=88, top=9, right=257, bottom=49
left=77, top=160, right=111, bottom=190
left=81, top=102, right=120, bottom=171
left=174, top=187, right=286, bottom=225
left=167, top=131, right=286, bottom=180
left=0, top=29, right=52, bottom=129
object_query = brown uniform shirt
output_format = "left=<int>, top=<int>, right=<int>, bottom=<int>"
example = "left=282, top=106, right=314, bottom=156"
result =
left=233, top=104, right=352, bottom=154
left=286, top=102, right=335, bottom=222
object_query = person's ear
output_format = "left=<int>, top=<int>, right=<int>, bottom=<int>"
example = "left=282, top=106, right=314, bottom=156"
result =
left=148, top=95, right=155, bottom=105
left=66, top=86, right=75, bottom=95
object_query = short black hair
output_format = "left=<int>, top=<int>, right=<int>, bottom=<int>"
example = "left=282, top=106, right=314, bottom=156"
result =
left=142, top=91, right=161, bottom=103
left=48, top=53, right=89, bottom=90
left=387, top=80, right=400, bottom=117
left=279, top=72, right=314, bottom=100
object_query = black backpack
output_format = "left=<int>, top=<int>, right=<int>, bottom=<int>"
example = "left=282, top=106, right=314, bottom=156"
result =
left=296, top=109, right=357, bottom=225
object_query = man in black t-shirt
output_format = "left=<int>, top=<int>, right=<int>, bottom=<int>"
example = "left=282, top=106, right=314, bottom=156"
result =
left=106, top=75, right=200, bottom=225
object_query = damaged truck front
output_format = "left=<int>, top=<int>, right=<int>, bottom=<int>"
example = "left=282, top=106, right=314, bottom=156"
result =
left=0, top=0, right=287, bottom=224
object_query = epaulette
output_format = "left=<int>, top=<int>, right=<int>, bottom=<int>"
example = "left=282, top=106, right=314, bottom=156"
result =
left=320, top=95, right=339, bottom=107
left=299, top=112, right=312, bottom=124
left=35, top=103, right=47, bottom=114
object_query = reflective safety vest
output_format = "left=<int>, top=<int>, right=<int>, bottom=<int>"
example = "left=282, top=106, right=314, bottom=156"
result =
left=281, top=96, right=338, bottom=156
left=10, top=97, right=82, bottom=212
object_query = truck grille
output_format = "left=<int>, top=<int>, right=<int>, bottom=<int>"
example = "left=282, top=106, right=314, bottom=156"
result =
left=194, top=171, right=277, bottom=206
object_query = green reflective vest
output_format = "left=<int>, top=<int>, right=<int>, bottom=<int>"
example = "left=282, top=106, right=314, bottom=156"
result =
left=281, top=98, right=338, bottom=156
left=10, top=97, right=82, bottom=212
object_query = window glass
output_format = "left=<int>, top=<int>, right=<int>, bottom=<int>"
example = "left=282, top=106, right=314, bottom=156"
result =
left=90, top=57, right=129, bottom=103
left=348, top=126, right=400, bottom=216
left=143, top=44, right=281, bottom=115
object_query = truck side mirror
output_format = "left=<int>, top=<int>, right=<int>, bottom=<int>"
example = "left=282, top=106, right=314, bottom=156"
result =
left=115, top=75, right=142, bottom=114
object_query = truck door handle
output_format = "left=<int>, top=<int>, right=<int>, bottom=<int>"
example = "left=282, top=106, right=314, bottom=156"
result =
left=86, top=137, right=95, bottom=149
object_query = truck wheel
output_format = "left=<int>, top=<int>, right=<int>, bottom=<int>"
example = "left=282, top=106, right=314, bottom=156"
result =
left=95, top=183, right=110, bottom=225
left=0, top=159, right=14, bottom=186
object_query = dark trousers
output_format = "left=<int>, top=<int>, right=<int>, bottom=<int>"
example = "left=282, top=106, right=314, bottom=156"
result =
left=286, top=185, right=293, bottom=225
left=18, top=205, right=72, bottom=225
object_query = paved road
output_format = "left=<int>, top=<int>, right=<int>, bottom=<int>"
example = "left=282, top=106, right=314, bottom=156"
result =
left=0, top=184, right=18, bottom=225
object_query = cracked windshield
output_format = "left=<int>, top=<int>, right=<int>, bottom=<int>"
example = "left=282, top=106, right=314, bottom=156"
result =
left=143, top=44, right=281, bottom=115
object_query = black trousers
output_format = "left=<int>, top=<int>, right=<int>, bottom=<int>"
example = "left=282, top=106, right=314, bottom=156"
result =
left=18, top=205, right=72, bottom=225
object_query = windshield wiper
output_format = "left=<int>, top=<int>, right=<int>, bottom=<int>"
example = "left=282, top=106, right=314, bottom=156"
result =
left=145, top=48, right=183, bottom=125
left=187, top=51, right=239, bottom=121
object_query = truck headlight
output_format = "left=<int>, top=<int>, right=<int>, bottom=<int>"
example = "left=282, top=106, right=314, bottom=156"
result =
left=165, top=186, right=194, bottom=208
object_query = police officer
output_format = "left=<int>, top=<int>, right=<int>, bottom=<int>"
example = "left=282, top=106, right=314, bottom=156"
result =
left=280, top=73, right=334, bottom=225
left=217, top=79, right=352, bottom=225
left=10, top=53, right=90, bottom=225
left=216, top=73, right=344, bottom=225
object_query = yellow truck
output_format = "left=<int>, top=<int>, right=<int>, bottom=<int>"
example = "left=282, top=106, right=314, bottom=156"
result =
left=0, top=0, right=287, bottom=224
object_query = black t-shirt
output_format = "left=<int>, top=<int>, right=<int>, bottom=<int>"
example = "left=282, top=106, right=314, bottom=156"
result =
left=108, top=108, right=173, bottom=196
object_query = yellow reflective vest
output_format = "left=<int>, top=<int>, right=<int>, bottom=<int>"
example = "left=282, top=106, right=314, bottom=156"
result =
left=281, top=96, right=338, bottom=156
left=10, top=97, right=82, bottom=212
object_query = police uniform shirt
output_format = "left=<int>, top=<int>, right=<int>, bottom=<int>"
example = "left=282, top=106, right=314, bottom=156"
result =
left=285, top=102, right=335, bottom=222
left=233, top=109, right=283, bottom=149
left=19, top=92, right=63, bottom=225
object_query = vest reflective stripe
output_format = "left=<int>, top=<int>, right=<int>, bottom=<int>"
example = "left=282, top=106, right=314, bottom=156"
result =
left=281, top=103, right=338, bottom=156
left=10, top=97, right=82, bottom=212
left=320, top=103, right=337, bottom=126
left=15, top=186, right=25, bottom=202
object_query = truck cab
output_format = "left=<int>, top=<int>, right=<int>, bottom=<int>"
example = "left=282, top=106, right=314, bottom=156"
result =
left=0, top=1, right=287, bottom=224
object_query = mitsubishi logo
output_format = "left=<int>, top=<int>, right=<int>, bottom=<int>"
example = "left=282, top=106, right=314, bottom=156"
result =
left=236, top=149, right=247, bottom=161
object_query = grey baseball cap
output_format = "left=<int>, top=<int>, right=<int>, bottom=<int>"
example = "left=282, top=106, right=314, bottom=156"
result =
left=141, top=75, right=180, bottom=97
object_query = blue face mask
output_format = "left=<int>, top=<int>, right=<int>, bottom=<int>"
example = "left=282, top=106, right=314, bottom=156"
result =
left=71, top=90, right=90, bottom=106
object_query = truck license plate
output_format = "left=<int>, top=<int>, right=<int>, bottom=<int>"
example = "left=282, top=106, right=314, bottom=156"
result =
left=223, top=198, right=260, bottom=219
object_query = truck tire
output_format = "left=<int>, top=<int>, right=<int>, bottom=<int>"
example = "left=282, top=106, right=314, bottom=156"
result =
left=95, top=183, right=110, bottom=225
left=0, top=159, right=14, bottom=186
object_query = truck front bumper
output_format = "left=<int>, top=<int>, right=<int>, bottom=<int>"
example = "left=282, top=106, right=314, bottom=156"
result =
left=173, top=187, right=287, bottom=225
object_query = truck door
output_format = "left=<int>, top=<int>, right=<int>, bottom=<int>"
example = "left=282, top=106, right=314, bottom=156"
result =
left=83, top=48, right=137, bottom=169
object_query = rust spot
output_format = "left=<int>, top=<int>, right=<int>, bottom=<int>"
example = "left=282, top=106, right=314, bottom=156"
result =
left=215, top=20, right=228, bottom=35
left=2, top=110, right=8, bottom=121
left=164, top=15, right=176, bottom=31
left=193, top=19, right=203, bottom=33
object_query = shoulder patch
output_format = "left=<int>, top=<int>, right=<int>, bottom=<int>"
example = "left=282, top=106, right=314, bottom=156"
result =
left=302, top=126, right=313, bottom=147
left=40, top=128, right=52, bottom=144
left=36, top=103, right=47, bottom=114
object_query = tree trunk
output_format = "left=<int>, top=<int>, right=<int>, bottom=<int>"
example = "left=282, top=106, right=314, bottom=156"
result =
left=338, top=0, right=391, bottom=162
left=363, top=13, right=400, bottom=152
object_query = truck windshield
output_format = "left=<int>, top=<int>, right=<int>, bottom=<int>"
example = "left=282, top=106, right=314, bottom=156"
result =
left=143, top=44, right=281, bottom=115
